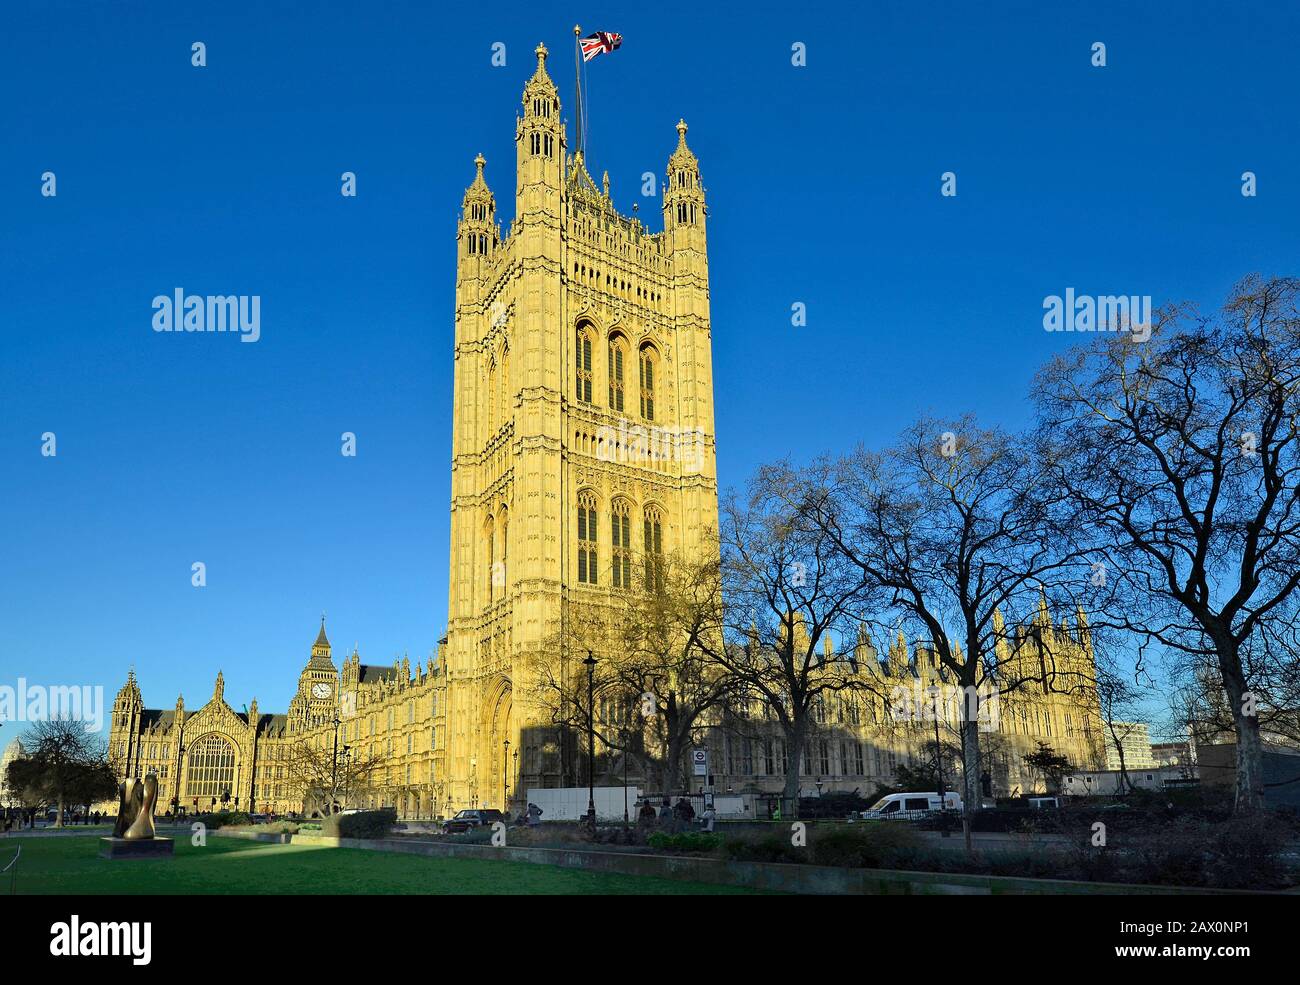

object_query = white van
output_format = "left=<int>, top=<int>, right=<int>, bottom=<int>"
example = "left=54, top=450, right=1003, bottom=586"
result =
left=860, top=791, right=962, bottom=820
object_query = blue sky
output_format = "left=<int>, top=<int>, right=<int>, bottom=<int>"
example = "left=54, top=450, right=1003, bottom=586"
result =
left=2, top=1, right=1297, bottom=735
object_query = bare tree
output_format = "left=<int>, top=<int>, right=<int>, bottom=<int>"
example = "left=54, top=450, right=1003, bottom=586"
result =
left=536, top=553, right=735, bottom=801
left=1093, top=664, right=1155, bottom=795
left=17, top=719, right=105, bottom=827
left=792, top=417, right=1095, bottom=816
left=1035, top=275, right=1300, bottom=812
left=283, top=736, right=388, bottom=815
left=716, top=467, right=874, bottom=818
left=1168, top=599, right=1300, bottom=755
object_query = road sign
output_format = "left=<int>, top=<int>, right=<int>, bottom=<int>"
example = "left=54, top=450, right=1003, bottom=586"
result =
left=691, top=748, right=708, bottom=777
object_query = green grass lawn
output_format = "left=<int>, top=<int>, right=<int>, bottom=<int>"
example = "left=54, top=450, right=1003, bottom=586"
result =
left=4, top=834, right=763, bottom=895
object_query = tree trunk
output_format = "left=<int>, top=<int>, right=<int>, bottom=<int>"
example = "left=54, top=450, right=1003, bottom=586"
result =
left=1219, top=638, right=1265, bottom=813
left=783, top=720, right=806, bottom=819
left=1114, top=736, right=1132, bottom=794
left=960, top=715, right=982, bottom=814
left=662, top=738, right=681, bottom=803
left=1231, top=706, right=1266, bottom=813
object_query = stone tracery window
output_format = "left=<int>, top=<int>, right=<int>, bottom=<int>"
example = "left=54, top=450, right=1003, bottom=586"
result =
left=611, top=500, right=632, bottom=589
left=577, top=492, right=598, bottom=584
left=497, top=506, right=508, bottom=593
left=186, top=733, right=235, bottom=800
left=639, top=345, right=656, bottom=422
left=485, top=514, right=495, bottom=599
left=575, top=326, right=593, bottom=404
left=643, top=506, right=664, bottom=590
left=608, top=336, right=626, bottom=412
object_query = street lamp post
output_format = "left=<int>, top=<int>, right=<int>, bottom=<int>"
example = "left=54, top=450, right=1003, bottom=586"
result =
left=621, top=728, right=630, bottom=829
left=331, top=715, right=341, bottom=814
left=340, top=745, right=351, bottom=812
left=503, top=738, right=510, bottom=814
left=583, top=651, right=597, bottom=830
left=172, top=740, right=185, bottom=819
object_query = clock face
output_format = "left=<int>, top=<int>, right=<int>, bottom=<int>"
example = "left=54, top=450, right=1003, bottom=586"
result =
left=311, top=682, right=332, bottom=699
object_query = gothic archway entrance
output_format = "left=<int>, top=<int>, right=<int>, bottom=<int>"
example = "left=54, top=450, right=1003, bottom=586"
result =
left=484, top=679, right=514, bottom=813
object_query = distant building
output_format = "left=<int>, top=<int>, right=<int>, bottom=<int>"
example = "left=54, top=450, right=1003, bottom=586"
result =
left=1103, top=722, right=1156, bottom=771
left=1195, top=741, right=1300, bottom=809
left=1151, top=741, right=1194, bottom=768
left=1062, top=766, right=1190, bottom=796
left=0, top=738, right=27, bottom=807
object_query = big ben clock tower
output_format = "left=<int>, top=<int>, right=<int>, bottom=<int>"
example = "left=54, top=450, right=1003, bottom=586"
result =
left=288, top=617, right=339, bottom=730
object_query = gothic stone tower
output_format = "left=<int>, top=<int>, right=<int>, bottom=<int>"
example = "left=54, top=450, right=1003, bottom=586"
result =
left=444, top=43, right=719, bottom=810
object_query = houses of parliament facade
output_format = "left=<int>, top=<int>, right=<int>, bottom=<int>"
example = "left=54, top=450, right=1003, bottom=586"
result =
left=106, top=45, right=1105, bottom=818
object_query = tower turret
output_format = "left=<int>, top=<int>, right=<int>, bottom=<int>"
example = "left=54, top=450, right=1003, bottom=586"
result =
left=293, top=616, right=340, bottom=728
left=663, top=120, right=707, bottom=248
left=515, top=43, right=564, bottom=217
left=457, top=154, right=498, bottom=277
left=111, top=670, right=144, bottom=776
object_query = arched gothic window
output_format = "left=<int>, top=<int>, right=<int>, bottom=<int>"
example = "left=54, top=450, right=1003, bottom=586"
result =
left=577, top=493, right=598, bottom=584
left=498, top=348, right=510, bottom=427
left=186, top=734, right=235, bottom=800
left=485, top=515, right=495, bottom=599
left=575, top=327, right=593, bottom=404
left=608, top=336, right=626, bottom=412
left=611, top=500, right=632, bottom=589
left=498, top=506, right=509, bottom=593
left=639, top=346, right=657, bottom=422
left=644, top=507, right=664, bottom=590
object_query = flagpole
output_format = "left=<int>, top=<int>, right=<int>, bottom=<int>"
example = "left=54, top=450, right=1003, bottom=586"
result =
left=573, top=24, right=583, bottom=161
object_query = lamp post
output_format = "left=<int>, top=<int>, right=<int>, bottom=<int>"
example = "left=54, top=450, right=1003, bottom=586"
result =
left=583, top=651, right=597, bottom=830
left=340, top=745, right=351, bottom=812
left=172, top=740, right=185, bottom=819
left=503, top=738, right=510, bottom=814
left=621, top=727, right=630, bottom=829
left=331, top=715, right=341, bottom=815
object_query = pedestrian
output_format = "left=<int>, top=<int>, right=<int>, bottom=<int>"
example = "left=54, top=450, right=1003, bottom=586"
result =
left=701, top=805, right=716, bottom=833
left=527, top=802, right=543, bottom=827
left=636, top=800, right=655, bottom=836
left=657, top=798, right=673, bottom=830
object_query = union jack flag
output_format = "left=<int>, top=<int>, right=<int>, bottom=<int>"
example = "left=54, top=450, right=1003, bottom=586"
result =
left=580, top=31, right=622, bottom=62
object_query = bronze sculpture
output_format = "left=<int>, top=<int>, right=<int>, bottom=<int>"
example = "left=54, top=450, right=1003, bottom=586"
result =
left=112, top=773, right=158, bottom=840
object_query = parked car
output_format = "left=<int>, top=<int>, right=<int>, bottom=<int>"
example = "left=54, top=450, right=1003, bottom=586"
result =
left=861, top=791, right=962, bottom=820
left=441, top=809, right=505, bottom=834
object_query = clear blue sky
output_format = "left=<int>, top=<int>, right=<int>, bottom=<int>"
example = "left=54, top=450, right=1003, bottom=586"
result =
left=2, top=1, right=1296, bottom=733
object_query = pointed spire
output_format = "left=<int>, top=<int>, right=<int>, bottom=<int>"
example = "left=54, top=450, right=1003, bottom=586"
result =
left=1035, top=588, right=1052, bottom=628
left=669, top=119, right=697, bottom=168
left=213, top=670, right=224, bottom=702
left=526, top=40, right=557, bottom=94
